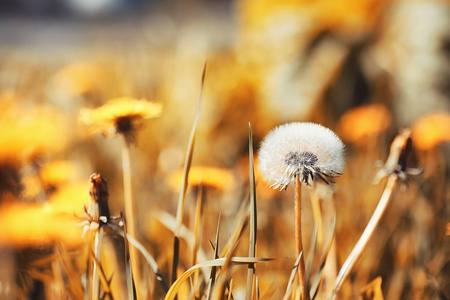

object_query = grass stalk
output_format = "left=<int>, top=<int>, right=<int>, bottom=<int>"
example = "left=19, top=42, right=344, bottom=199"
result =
left=246, top=123, right=257, bottom=300
left=206, top=213, right=221, bottom=300
left=172, top=62, right=207, bottom=285
left=122, top=212, right=137, bottom=300
left=295, top=175, right=310, bottom=300
left=330, top=175, right=398, bottom=299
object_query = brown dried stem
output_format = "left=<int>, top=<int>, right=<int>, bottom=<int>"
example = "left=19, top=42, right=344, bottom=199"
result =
left=330, top=175, right=398, bottom=299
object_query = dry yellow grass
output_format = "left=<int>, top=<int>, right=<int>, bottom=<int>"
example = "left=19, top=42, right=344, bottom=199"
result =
left=0, top=1, right=448, bottom=299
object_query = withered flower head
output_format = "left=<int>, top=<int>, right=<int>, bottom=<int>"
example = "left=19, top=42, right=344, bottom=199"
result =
left=80, top=97, right=162, bottom=144
left=374, top=129, right=421, bottom=183
left=258, top=122, right=345, bottom=190
left=88, top=173, right=110, bottom=220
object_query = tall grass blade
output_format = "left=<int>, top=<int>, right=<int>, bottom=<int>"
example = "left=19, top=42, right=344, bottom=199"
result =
left=246, top=123, right=257, bottom=300
left=172, top=62, right=207, bottom=284
left=206, top=212, right=221, bottom=300
left=220, top=198, right=249, bottom=258
left=193, top=184, right=204, bottom=266
left=121, top=213, right=137, bottom=300
left=212, top=240, right=239, bottom=300
left=310, top=207, right=336, bottom=299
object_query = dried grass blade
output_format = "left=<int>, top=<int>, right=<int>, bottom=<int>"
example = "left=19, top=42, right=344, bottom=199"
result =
left=154, top=211, right=209, bottom=275
left=228, top=279, right=233, bottom=300
left=172, top=62, right=207, bottom=284
left=212, top=233, right=241, bottom=300
left=330, top=175, right=398, bottom=299
left=193, top=184, right=204, bottom=266
left=90, top=248, right=114, bottom=300
left=305, top=223, right=318, bottom=282
left=122, top=213, right=137, bottom=300
left=55, top=245, right=84, bottom=300
left=165, top=257, right=279, bottom=300
left=282, top=251, right=303, bottom=300
left=246, top=123, right=257, bottom=300
left=187, top=272, right=204, bottom=300
left=106, top=222, right=168, bottom=293
left=220, top=199, right=250, bottom=258
left=310, top=207, right=336, bottom=299
left=207, top=212, right=221, bottom=300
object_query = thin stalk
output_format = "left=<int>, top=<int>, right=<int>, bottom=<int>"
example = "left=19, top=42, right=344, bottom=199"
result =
left=122, top=142, right=142, bottom=298
left=122, top=212, right=137, bottom=300
left=295, top=175, right=309, bottom=300
left=330, top=175, right=398, bottom=299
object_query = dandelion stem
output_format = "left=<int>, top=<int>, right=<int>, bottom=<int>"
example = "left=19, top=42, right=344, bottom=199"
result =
left=122, top=142, right=142, bottom=298
left=92, top=227, right=104, bottom=300
left=330, top=175, right=398, bottom=299
left=295, top=175, right=310, bottom=300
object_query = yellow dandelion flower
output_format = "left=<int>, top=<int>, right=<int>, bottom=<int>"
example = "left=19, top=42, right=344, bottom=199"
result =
left=0, top=104, right=69, bottom=163
left=412, top=113, right=450, bottom=150
left=337, top=104, right=391, bottom=145
left=167, top=166, right=234, bottom=191
left=47, top=181, right=90, bottom=215
left=80, top=97, right=162, bottom=144
left=0, top=198, right=83, bottom=247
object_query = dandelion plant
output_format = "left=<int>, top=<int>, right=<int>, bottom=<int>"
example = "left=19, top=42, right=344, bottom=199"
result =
left=259, top=122, right=345, bottom=300
left=80, top=97, right=162, bottom=297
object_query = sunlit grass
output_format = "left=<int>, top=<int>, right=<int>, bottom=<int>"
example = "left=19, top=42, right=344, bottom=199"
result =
left=0, top=2, right=448, bottom=299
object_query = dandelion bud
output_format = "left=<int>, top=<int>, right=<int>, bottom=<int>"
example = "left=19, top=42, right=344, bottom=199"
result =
left=89, top=173, right=110, bottom=220
left=258, top=122, right=345, bottom=190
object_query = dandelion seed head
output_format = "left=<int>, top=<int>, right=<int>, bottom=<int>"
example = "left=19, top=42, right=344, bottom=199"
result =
left=258, top=122, right=345, bottom=190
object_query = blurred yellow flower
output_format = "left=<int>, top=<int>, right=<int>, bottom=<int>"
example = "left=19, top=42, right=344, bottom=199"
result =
left=412, top=113, right=450, bottom=150
left=80, top=97, right=162, bottom=144
left=40, top=160, right=81, bottom=188
left=0, top=198, right=84, bottom=247
left=337, top=104, right=391, bottom=144
left=167, top=166, right=234, bottom=191
left=0, top=104, right=69, bottom=163
left=48, top=181, right=90, bottom=215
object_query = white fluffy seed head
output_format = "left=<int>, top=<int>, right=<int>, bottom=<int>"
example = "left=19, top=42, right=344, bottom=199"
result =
left=258, top=122, right=345, bottom=190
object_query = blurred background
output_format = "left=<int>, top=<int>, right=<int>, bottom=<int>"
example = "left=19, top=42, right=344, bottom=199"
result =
left=0, top=0, right=449, bottom=299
